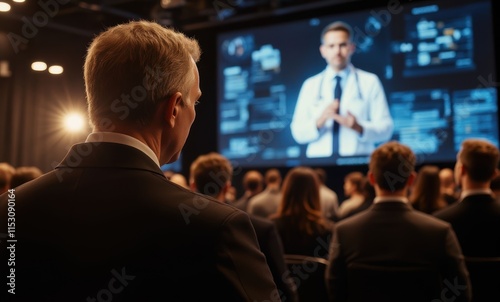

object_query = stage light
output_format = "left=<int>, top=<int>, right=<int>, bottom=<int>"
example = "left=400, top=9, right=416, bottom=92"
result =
left=31, top=61, right=47, bottom=71
left=63, top=113, right=85, bottom=132
left=48, top=65, right=64, bottom=75
left=0, top=2, right=11, bottom=12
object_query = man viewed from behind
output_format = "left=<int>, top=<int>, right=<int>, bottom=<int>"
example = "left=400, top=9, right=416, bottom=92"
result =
left=0, top=21, right=278, bottom=301
left=433, top=139, right=500, bottom=302
left=189, top=152, right=297, bottom=302
left=326, top=141, right=471, bottom=302
left=247, top=168, right=283, bottom=219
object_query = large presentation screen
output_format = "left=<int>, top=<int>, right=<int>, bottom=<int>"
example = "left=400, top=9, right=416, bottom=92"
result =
left=216, top=0, right=498, bottom=168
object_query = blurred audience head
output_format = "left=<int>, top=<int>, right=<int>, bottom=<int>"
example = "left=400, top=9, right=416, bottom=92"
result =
left=169, top=173, right=189, bottom=188
left=189, top=152, right=232, bottom=200
left=343, top=171, right=365, bottom=197
left=242, top=170, right=264, bottom=194
left=409, top=165, right=447, bottom=213
left=10, top=166, right=43, bottom=189
left=264, top=168, right=282, bottom=188
left=0, top=162, right=16, bottom=194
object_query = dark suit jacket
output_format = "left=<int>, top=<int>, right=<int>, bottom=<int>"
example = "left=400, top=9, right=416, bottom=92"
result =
left=0, top=142, right=278, bottom=301
left=433, top=193, right=500, bottom=257
left=327, top=201, right=471, bottom=302
left=251, top=215, right=298, bottom=302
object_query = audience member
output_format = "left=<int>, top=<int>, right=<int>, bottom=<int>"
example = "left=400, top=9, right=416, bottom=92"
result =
left=168, top=172, right=189, bottom=188
left=326, top=141, right=471, bottom=302
left=0, top=21, right=278, bottom=301
left=434, top=139, right=500, bottom=302
left=440, top=167, right=459, bottom=205
left=409, top=165, right=448, bottom=214
left=247, top=168, right=282, bottom=218
left=9, top=166, right=43, bottom=188
left=233, top=169, right=264, bottom=211
left=341, top=177, right=374, bottom=219
left=490, top=173, right=500, bottom=203
left=336, top=171, right=366, bottom=219
left=189, top=152, right=298, bottom=302
left=224, top=185, right=237, bottom=204
left=270, top=166, right=334, bottom=258
left=0, top=162, right=15, bottom=194
left=314, top=167, right=339, bottom=220
left=434, top=138, right=500, bottom=257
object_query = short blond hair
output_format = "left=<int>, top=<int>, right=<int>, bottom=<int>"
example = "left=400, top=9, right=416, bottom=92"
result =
left=84, top=20, right=201, bottom=128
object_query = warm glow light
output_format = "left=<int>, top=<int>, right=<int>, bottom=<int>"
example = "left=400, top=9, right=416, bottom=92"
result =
left=48, top=65, right=64, bottom=75
left=63, top=113, right=85, bottom=132
left=13, top=0, right=25, bottom=3
left=31, top=61, right=47, bottom=71
left=0, top=2, right=11, bottom=12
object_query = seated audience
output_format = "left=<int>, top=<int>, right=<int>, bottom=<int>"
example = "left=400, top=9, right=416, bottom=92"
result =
left=434, top=138, right=500, bottom=302
left=189, top=152, right=298, bottom=302
left=336, top=171, right=366, bottom=219
left=327, top=141, right=471, bottom=302
left=168, top=172, right=189, bottom=188
left=247, top=168, right=283, bottom=219
left=10, top=166, right=43, bottom=188
left=0, top=162, right=15, bottom=194
left=409, top=165, right=448, bottom=214
left=314, top=167, right=339, bottom=220
left=270, top=166, right=334, bottom=258
left=341, top=177, right=375, bottom=219
left=233, top=169, right=264, bottom=211
left=439, top=167, right=460, bottom=205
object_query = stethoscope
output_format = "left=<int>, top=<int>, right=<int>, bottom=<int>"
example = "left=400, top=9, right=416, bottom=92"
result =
left=316, top=66, right=364, bottom=102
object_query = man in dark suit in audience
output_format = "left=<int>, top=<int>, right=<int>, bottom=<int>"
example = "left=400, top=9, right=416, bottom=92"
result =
left=0, top=21, right=278, bottom=301
left=189, top=152, right=298, bottom=302
left=434, top=138, right=500, bottom=257
left=326, top=141, right=471, bottom=302
left=433, top=139, right=500, bottom=302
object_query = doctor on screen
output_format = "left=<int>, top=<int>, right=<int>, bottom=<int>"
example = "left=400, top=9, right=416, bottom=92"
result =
left=291, top=21, right=393, bottom=158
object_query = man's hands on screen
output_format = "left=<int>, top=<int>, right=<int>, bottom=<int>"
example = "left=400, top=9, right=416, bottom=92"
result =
left=316, top=99, right=363, bottom=134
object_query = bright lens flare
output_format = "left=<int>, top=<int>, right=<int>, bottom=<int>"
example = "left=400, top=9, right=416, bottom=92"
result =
left=64, top=113, right=85, bottom=132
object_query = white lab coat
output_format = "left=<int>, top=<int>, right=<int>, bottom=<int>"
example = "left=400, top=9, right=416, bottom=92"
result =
left=290, top=64, right=393, bottom=158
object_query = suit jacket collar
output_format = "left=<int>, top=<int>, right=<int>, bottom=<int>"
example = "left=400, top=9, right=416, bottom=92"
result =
left=56, top=142, right=165, bottom=178
left=460, top=193, right=496, bottom=205
left=371, top=201, right=413, bottom=212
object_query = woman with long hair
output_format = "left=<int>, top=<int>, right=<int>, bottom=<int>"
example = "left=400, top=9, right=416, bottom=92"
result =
left=270, top=166, right=334, bottom=258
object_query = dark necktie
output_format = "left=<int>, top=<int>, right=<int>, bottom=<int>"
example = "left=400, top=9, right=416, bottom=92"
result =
left=333, top=75, right=342, bottom=156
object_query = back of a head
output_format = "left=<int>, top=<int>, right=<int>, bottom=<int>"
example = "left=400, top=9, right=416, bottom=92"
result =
left=169, top=173, right=188, bottom=188
left=344, top=171, right=365, bottom=193
left=314, top=168, right=327, bottom=184
left=280, top=166, right=321, bottom=215
left=190, top=152, right=232, bottom=198
left=369, top=141, right=416, bottom=192
left=0, top=162, right=15, bottom=191
left=264, top=168, right=281, bottom=186
left=84, top=21, right=201, bottom=128
left=459, top=138, right=500, bottom=183
left=409, top=165, right=442, bottom=212
left=10, top=166, right=43, bottom=188
left=438, top=168, right=455, bottom=190
left=243, top=170, right=264, bottom=192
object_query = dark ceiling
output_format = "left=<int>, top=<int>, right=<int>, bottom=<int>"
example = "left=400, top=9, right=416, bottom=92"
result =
left=0, top=0, right=356, bottom=38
